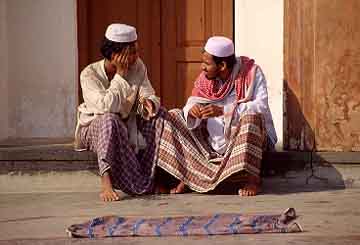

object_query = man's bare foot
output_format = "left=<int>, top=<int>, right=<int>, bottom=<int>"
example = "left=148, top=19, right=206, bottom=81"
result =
left=238, top=175, right=261, bottom=196
left=170, top=181, right=186, bottom=194
left=238, top=183, right=261, bottom=196
left=154, top=184, right=169, bottom=194
left=100, top=188, right=120, bottom=202
left=100, top=171, right=120, bottom=202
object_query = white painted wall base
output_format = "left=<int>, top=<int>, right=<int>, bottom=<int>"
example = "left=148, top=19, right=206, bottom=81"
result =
left=235, top=0, right=284, bottom=150
left=0, top=0, right=9, bottom=140
left=1, top=0, right=78, bottom=139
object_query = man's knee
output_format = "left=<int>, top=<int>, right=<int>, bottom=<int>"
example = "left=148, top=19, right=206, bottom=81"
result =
left=153, top=106, right=168, bottom=119
left=239, top=112, right=264, bottom=124
left=99, top=113, right=127, bottom=133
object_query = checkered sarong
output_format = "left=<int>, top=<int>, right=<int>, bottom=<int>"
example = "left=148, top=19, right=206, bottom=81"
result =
left=157, top=109, right=266, bottom=193
left=80, top=109, right=166, bottom=195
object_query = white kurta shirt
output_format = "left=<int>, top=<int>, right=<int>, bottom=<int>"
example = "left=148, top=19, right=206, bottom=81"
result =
left=74, top=58, right=160, bottom=152
left=183, top=59, right=277, bottom=154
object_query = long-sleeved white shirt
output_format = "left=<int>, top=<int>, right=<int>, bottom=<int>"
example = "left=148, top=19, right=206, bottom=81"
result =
left=183, top=60, right=277, bottom=154
left=74, top=58, right=160, bottom=152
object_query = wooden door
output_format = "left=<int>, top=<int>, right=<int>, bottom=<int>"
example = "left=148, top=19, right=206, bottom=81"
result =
left=77, top=0, right=233, bottom=109
left=161, top=0, right=233, bottom=109
left=77, top=0, right=161, bottom=103
left=284, top=0, right=360, bottom=151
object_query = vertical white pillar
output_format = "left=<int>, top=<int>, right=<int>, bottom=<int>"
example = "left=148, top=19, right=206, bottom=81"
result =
left=0, top=0, right=9, bottom=140
left=235, top=0, right=284, bottom=150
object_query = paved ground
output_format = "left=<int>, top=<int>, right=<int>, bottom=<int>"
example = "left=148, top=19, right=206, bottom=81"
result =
left=0, top=164, right=360, bottom=244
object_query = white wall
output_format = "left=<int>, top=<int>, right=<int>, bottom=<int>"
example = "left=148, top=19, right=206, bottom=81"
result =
left=5, top=0, right=77, bottom=139
left=0, top=0, right=284, bottom=143
left=0, top=0, right=9, bottom=140
left=235, top=0, right=284, bottom=150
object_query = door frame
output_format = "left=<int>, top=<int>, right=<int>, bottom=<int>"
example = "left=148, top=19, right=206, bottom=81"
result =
left=76, top=0, right=235, bottom=108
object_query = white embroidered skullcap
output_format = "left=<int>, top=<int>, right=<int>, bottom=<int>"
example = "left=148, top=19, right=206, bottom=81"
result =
left=204, top=36, right=234, bottom=57
left=105, top=23, right=137, bottom=43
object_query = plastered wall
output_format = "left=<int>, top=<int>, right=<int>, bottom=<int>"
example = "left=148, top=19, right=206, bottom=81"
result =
left=235, top=0, right=284, bottom=150
left=1, top=0, right=285, bottom=145
left=3, top=0, right=77, bottom=139
left=0, top=0, right=9, bottom=140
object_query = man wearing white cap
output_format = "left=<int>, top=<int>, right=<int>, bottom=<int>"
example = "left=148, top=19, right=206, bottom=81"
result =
left=74, top=23, right=165, bottom=201
left=156, top=36, right=277, bottom=196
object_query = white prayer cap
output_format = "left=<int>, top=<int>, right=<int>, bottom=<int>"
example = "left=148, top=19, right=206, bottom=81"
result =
left=204, top=36, right=234, bottom=57
left=105, top=23, right=137, bottom=43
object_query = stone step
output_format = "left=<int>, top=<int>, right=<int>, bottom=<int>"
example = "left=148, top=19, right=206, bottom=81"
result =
left=0, top=144, right=97, bottom=173
left=1, top=141, right=360, bottom=193
left=1, top=164, right=360, bottom=194
left=0, top=141, right=359, bottom=174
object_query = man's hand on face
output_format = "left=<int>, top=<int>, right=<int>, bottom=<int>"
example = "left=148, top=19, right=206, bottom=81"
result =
left=142, top=98, right=156, bottom=120
left=112, top=47, right=130, bottom=77
left=199, top=104, right=224, bottom=119
left=140, top=98, right=156, bottom=120
left=189, top=104, right=203, bottom=119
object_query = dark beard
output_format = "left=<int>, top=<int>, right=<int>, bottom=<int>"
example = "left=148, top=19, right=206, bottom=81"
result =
left=205, top=73, right=217, bottom=80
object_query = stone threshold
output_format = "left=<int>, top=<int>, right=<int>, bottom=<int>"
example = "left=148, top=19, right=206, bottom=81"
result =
left=0, top=140, right=359, bottom=174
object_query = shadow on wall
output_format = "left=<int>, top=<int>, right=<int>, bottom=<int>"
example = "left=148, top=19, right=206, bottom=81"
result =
left=261, top=162, right=346, bottom=195
left=260, top=81, right=346, bottom=195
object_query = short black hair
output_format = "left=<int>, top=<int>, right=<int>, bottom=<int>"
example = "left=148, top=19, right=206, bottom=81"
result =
left=100, top=38, right=136, bottom=60
left=212, top=54, right=237, bottom=69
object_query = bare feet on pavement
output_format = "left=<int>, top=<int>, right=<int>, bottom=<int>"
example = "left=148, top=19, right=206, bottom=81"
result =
left=100, top=188, right=120, bottom=202
left=100, top=172, right=120, bottom=202
left=238, top=175, right=261, bottom=196
left=170, top=181, right=187, bottom=194
left=154, top=184, right=169, bottom=194
left=238, top=183, right=261, bottom=196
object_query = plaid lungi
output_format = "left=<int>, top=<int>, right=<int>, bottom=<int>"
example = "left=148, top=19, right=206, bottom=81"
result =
left=157, top=109, right=266, bottom=193
left=79, top=109, right=165, bottom=195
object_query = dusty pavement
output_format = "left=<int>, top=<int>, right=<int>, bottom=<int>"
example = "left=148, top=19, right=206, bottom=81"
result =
left=0, top=164, right=360, bottom=244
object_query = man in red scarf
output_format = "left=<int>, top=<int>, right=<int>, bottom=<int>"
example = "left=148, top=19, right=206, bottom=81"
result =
left=156, top=36, right=277, bottom=196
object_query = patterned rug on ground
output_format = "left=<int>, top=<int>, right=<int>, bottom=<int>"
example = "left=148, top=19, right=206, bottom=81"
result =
left=66, top=208, right=302, bottom=238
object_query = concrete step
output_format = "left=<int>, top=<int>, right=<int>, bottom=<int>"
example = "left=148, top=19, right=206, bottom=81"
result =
left=1, top=163, right=360, bottom=194
left=0, top=138, right=360, bottom=176
left=1, top=139, right=359, bottom=244
left=0, top=141, right=359, bottom=194
left=0, top=143, right=97, bottom=173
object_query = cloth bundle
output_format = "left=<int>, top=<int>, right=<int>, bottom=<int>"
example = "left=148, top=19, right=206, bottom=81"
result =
left=67, top=208, right=302, bottom=238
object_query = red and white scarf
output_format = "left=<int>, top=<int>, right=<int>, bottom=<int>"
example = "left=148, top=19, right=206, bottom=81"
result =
left=191, top=56, right=256, bottom=101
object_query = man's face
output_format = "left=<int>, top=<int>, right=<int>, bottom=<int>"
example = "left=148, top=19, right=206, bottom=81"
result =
left=127, top=42, right=139, bottom=66
left=201, top=51, right=219, bottom=80
left=113, top=42, right=139, bottom=66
